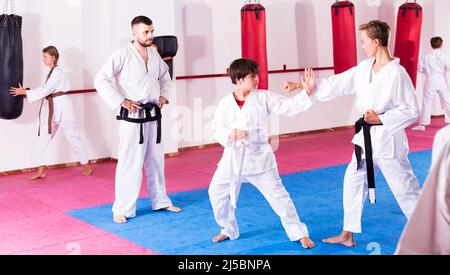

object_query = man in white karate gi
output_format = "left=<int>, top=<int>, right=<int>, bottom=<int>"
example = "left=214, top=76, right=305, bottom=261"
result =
left=412, top=36, right=450, bottom=131
left=209, top=58, right=316, bottom=249
left=395, top=125, right=450, bottom=254
left=94, top=16, right=181, bottom=224
left=285, top=20, right=421, bottom=247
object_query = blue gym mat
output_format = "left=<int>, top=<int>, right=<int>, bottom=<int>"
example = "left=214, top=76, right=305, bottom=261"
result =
left=67, top=150, right=432, bottom=255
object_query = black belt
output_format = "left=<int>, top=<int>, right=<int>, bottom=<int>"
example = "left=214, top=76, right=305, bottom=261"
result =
left=354, top=117, right=383, bottom=204
left=116, top=102, right=162, bottom=144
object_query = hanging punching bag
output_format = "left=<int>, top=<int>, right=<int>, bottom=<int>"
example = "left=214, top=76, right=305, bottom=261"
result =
left=241, top=0, right=268, bottom=89
left=331, top=1, right=357, bottom=75
left=0, top=6, right=23, bottom=120
left=152, top=36, right=178, bottom=80
left=394, top=1, right=423, bottom=88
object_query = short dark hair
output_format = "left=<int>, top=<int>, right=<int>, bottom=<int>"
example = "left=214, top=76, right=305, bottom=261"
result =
left=229, top=58, right=259, bottom=84
left=131, top=16, right=153, bottom=27
left=431, top=37, right=443, bottom=49
left=359, top=20, right=390, bottom=47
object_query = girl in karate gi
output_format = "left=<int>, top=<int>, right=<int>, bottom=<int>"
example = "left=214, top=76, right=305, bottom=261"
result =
left=10, top=46, right=92, bottom=180
left=285, top=20, right=421, bottom=247
left=209, top=58, right=315, bottom=249
left=412, top=36, right=450, bottom=131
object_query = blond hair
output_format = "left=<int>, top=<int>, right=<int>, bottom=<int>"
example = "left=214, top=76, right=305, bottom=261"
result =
left=359, top=20, right=390, bottom=47
left=42, top=46, right=60, bottom=82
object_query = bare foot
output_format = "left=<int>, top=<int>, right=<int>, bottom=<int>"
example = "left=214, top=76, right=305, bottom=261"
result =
left=299, top=237, right=316, bottom=249
left=28, top=172, right=46, bottom=180
left=82, top=164, right=93, bottom=176
left=113, top=215, right=127, bottom=224
left=163, top=206, right=182, bottom=213
left=212, top=234, right=230, bottom=243
left=322, top=231, right=356, bottom=247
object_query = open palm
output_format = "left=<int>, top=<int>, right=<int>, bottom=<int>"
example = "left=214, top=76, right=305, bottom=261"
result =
left=301, top=68, right=316, bottom=95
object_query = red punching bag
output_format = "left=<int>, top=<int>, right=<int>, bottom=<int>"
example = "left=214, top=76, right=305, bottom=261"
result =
left=394, top=1, right=423, bottom=88
left=331, top=1, right=357, bottom=75
left=241, top=0, right=268, bottom=89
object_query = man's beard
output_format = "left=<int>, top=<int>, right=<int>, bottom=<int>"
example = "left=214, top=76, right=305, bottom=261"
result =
left=138, top=38, right=153, bottom=48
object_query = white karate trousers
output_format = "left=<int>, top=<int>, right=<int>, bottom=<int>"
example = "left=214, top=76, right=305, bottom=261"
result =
left=209, top=167, right=309, bottom=241
left=38, top=106, right=89, bottom=166
left=342, top=153, right=421, bottom=233
left=113, top=120, right=172, bottom=217
left=419, top=89, right=450, bottom=125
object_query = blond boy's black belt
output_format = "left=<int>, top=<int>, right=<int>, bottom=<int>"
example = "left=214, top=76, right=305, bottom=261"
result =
left=116, top=102, right=162, bottom=144
left=354, top=117, right=383, bottom=204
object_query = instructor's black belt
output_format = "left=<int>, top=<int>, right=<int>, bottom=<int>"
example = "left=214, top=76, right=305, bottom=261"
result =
left=354, top=117, right=383, bottom=204
left=116, top=102, right=162, bottom=145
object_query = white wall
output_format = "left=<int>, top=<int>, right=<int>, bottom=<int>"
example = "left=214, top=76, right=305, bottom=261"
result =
left=0, top=0, right=177, bottom=172
left=173, top=0, right=378, bottom=148
left=1, top=0, right=448, bottom=172
left=416, top=0, right=450, bottom=116
left=380, top=0, right=450, bottom=116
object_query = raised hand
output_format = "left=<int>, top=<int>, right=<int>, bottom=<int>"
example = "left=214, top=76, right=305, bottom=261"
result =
left=301, top=68, right=316, bottom=95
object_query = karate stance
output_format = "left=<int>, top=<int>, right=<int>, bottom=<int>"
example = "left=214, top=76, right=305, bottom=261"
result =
left=412, top=36, right=450, bottom=131
left=94, top=16, right=180, bottom=224
left=209, top=58, right=315, bottom=249
left=10, top=46, right=92, bottom=180
left=285, top=20, right=421, bottom=247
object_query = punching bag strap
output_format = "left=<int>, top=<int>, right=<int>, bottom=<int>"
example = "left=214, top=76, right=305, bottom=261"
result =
left=242, top=0, right=264, bottom=21
left=333, top=1, right=354, bottom=17
left=2, top=0, right=9, bottom=27
left=2, top=0, right=16, bottom=16
left=2, top=0, right=19, bottom=27
left=401, top=1, right=421, bottom=17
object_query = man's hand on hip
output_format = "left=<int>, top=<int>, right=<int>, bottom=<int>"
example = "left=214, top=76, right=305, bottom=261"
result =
left=158, top=96, right=169, bottom=108
left=121, top=99, right=142, bottom=113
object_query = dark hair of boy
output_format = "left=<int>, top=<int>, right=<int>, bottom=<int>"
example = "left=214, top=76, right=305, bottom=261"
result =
left=430, top=37, right=443, bottom=49
left=229, top=58, right=259, bottom=84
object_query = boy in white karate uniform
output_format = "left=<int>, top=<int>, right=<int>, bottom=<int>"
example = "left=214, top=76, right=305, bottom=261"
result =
left=412, top=36, right=450, bottom=131
left=285, top=20, right=421, bottom=247
left=209, top=58, right=315, bottom=249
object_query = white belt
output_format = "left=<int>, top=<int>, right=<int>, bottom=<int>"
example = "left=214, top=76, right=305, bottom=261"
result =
left=229, top=140, right=247, bottom=209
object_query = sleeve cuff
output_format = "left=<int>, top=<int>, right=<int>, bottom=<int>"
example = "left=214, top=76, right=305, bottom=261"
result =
left=109, top=94, right=125, bottom=110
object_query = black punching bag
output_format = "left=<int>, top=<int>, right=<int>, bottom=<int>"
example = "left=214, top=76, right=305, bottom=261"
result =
left=0, top=12, right=23, bottom=120
left=152, top=36, right=178, bottom=79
